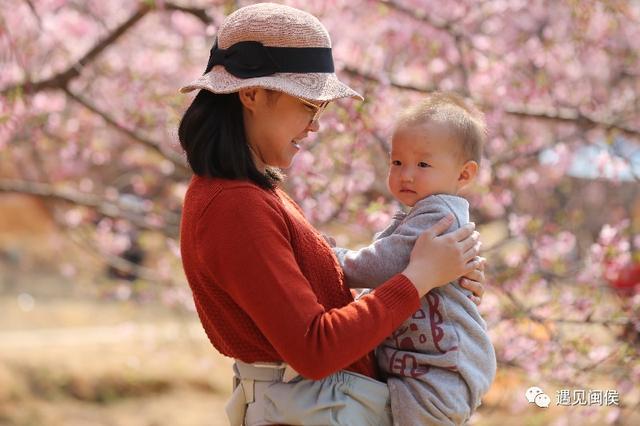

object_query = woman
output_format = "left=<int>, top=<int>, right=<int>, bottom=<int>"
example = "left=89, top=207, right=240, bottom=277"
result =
left=178, top=3, right=486, bottom=425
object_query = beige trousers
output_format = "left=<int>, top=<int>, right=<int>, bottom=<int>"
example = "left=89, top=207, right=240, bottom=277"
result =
left=225, top=360, right=392, bottom=426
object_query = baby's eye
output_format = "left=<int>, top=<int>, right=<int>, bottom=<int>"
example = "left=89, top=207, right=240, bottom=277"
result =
left=418, top=162, right=431, bottom=168
left=391, top=160, right=402, bottom=166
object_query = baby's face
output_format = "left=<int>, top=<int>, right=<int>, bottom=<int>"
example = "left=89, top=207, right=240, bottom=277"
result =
left=388, top=123, right=464, bottom=207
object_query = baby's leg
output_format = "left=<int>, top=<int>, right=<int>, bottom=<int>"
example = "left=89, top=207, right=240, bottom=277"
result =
left=388, top=367, right=472, bottom=426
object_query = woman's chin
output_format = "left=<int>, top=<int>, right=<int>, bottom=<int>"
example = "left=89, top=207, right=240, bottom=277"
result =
left=266, top=158, right=294, bottom=170
left=281, top=153, right=299, bottom=169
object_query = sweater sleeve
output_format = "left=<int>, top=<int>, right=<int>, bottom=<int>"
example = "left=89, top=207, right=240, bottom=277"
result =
left=195, top=188, right=421, bottom=380
left=333, top=202, right=458, bottom=289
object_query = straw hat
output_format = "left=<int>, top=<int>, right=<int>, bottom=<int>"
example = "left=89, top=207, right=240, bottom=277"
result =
left=179, top=3, right=363, bottom=102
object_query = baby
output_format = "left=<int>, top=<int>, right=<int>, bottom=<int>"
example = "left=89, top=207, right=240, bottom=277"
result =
left=333, top=92, right=496, bottom=426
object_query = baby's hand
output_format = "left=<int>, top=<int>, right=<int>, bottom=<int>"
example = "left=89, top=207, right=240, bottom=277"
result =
left=322, top=234, right=336, bottom=247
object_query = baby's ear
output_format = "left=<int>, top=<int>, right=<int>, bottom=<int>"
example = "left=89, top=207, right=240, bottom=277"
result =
left=458, top=160, right=479, bottom=188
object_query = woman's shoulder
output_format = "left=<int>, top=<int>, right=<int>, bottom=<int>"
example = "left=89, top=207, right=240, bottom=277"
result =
left=183, top=177, right=296, bottom=243
left=185, top=175, right=283, bottom=215
left=187, top=175, right=272, bottom=198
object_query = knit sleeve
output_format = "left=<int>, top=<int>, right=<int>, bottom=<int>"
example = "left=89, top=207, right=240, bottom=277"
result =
left=333, top=201, right=460, bottom=289
left=195, top=187, right=420, bottom=380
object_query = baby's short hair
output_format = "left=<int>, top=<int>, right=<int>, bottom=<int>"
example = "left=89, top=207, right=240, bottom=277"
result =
left=395, top=92, right=486, bottom=164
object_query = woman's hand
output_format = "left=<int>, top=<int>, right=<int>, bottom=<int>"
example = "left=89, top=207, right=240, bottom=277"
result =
left=402, top=215, right=481, bottom=297
left=460, top=256, right=486, bottom=306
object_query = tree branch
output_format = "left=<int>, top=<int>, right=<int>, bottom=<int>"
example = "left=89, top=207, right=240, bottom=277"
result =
left=1, top=2, right=214, bottom=97
left=163, top=2, right=214, bottom=25
left=453, top=34, right=471, bottom=97
left=2, top=4, right=152, bottom=96
left=62, top=87, right=190, bottom=177
left=342, top=65, right=438, bottom=93
left=64, top=224, right=181, bottom=286
left=502, top=103, right=640, bottom=139
left=0, top=178, right=179, bottom=237
left=379, top=0, right=464, bottom=37
left=379, top=0, right=474, bottom=96
left=342, top=66, right=640, bottom=139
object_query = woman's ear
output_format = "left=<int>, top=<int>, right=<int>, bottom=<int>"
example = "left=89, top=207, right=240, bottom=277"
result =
left=238, top=88, right=260, bottom=112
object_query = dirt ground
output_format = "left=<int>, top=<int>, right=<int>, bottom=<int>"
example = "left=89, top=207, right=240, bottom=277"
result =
left=0, top=296, right=232, bottom=426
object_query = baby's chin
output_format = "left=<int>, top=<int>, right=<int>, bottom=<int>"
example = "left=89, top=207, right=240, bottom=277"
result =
left=395, top=194, right=421, bottom=208
left=403, top=199, right=417, bottom=207
left=395, top=191, right=437, bottom=207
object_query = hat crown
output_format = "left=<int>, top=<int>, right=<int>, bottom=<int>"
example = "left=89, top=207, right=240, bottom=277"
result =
left=218, top=3, right=331, bottom=49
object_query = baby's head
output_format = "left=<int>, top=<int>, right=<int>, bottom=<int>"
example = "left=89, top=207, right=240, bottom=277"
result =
left=388, top=92, right=486, bottom=207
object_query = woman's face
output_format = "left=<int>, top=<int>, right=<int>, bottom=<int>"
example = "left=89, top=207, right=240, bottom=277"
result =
left=240, top=89, right=322, bottom=170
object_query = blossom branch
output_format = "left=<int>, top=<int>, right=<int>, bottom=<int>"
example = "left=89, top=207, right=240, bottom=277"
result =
left=0, top=178, right=179, bottom=237
left=64, top=224, right=181, bottom=286
left=342, top=66, right=640, bottom=139
left=379, top=0, right=465, bottom=37
left=1, top=4, right=152, bottom=96
left=163, top=2, right=214, bottom=25
left=2, top=2, right=214, bottom=96
left=62, top=87, right=190, bottom=176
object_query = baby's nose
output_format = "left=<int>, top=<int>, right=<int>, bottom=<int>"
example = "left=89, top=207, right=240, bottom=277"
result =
left=401, top=170, right=414, bottom=181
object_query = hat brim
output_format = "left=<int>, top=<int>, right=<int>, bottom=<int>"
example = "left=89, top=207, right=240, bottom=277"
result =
left=179, top=65, right=363, bottom=102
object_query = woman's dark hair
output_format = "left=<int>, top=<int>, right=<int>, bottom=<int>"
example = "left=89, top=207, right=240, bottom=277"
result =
left=178, top=90, right=282, bottom=189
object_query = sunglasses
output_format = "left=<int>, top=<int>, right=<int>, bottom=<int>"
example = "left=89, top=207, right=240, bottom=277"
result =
left=295, top=96, right=329, bottom=124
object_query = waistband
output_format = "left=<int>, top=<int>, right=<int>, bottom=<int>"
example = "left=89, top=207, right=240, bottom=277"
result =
left=226, top=360, right=300, bottom=426
left=234, top=360, right=300, bottom=383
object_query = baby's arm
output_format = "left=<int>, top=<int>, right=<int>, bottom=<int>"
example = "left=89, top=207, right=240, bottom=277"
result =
left=334, top=203, right=459, bottom=289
